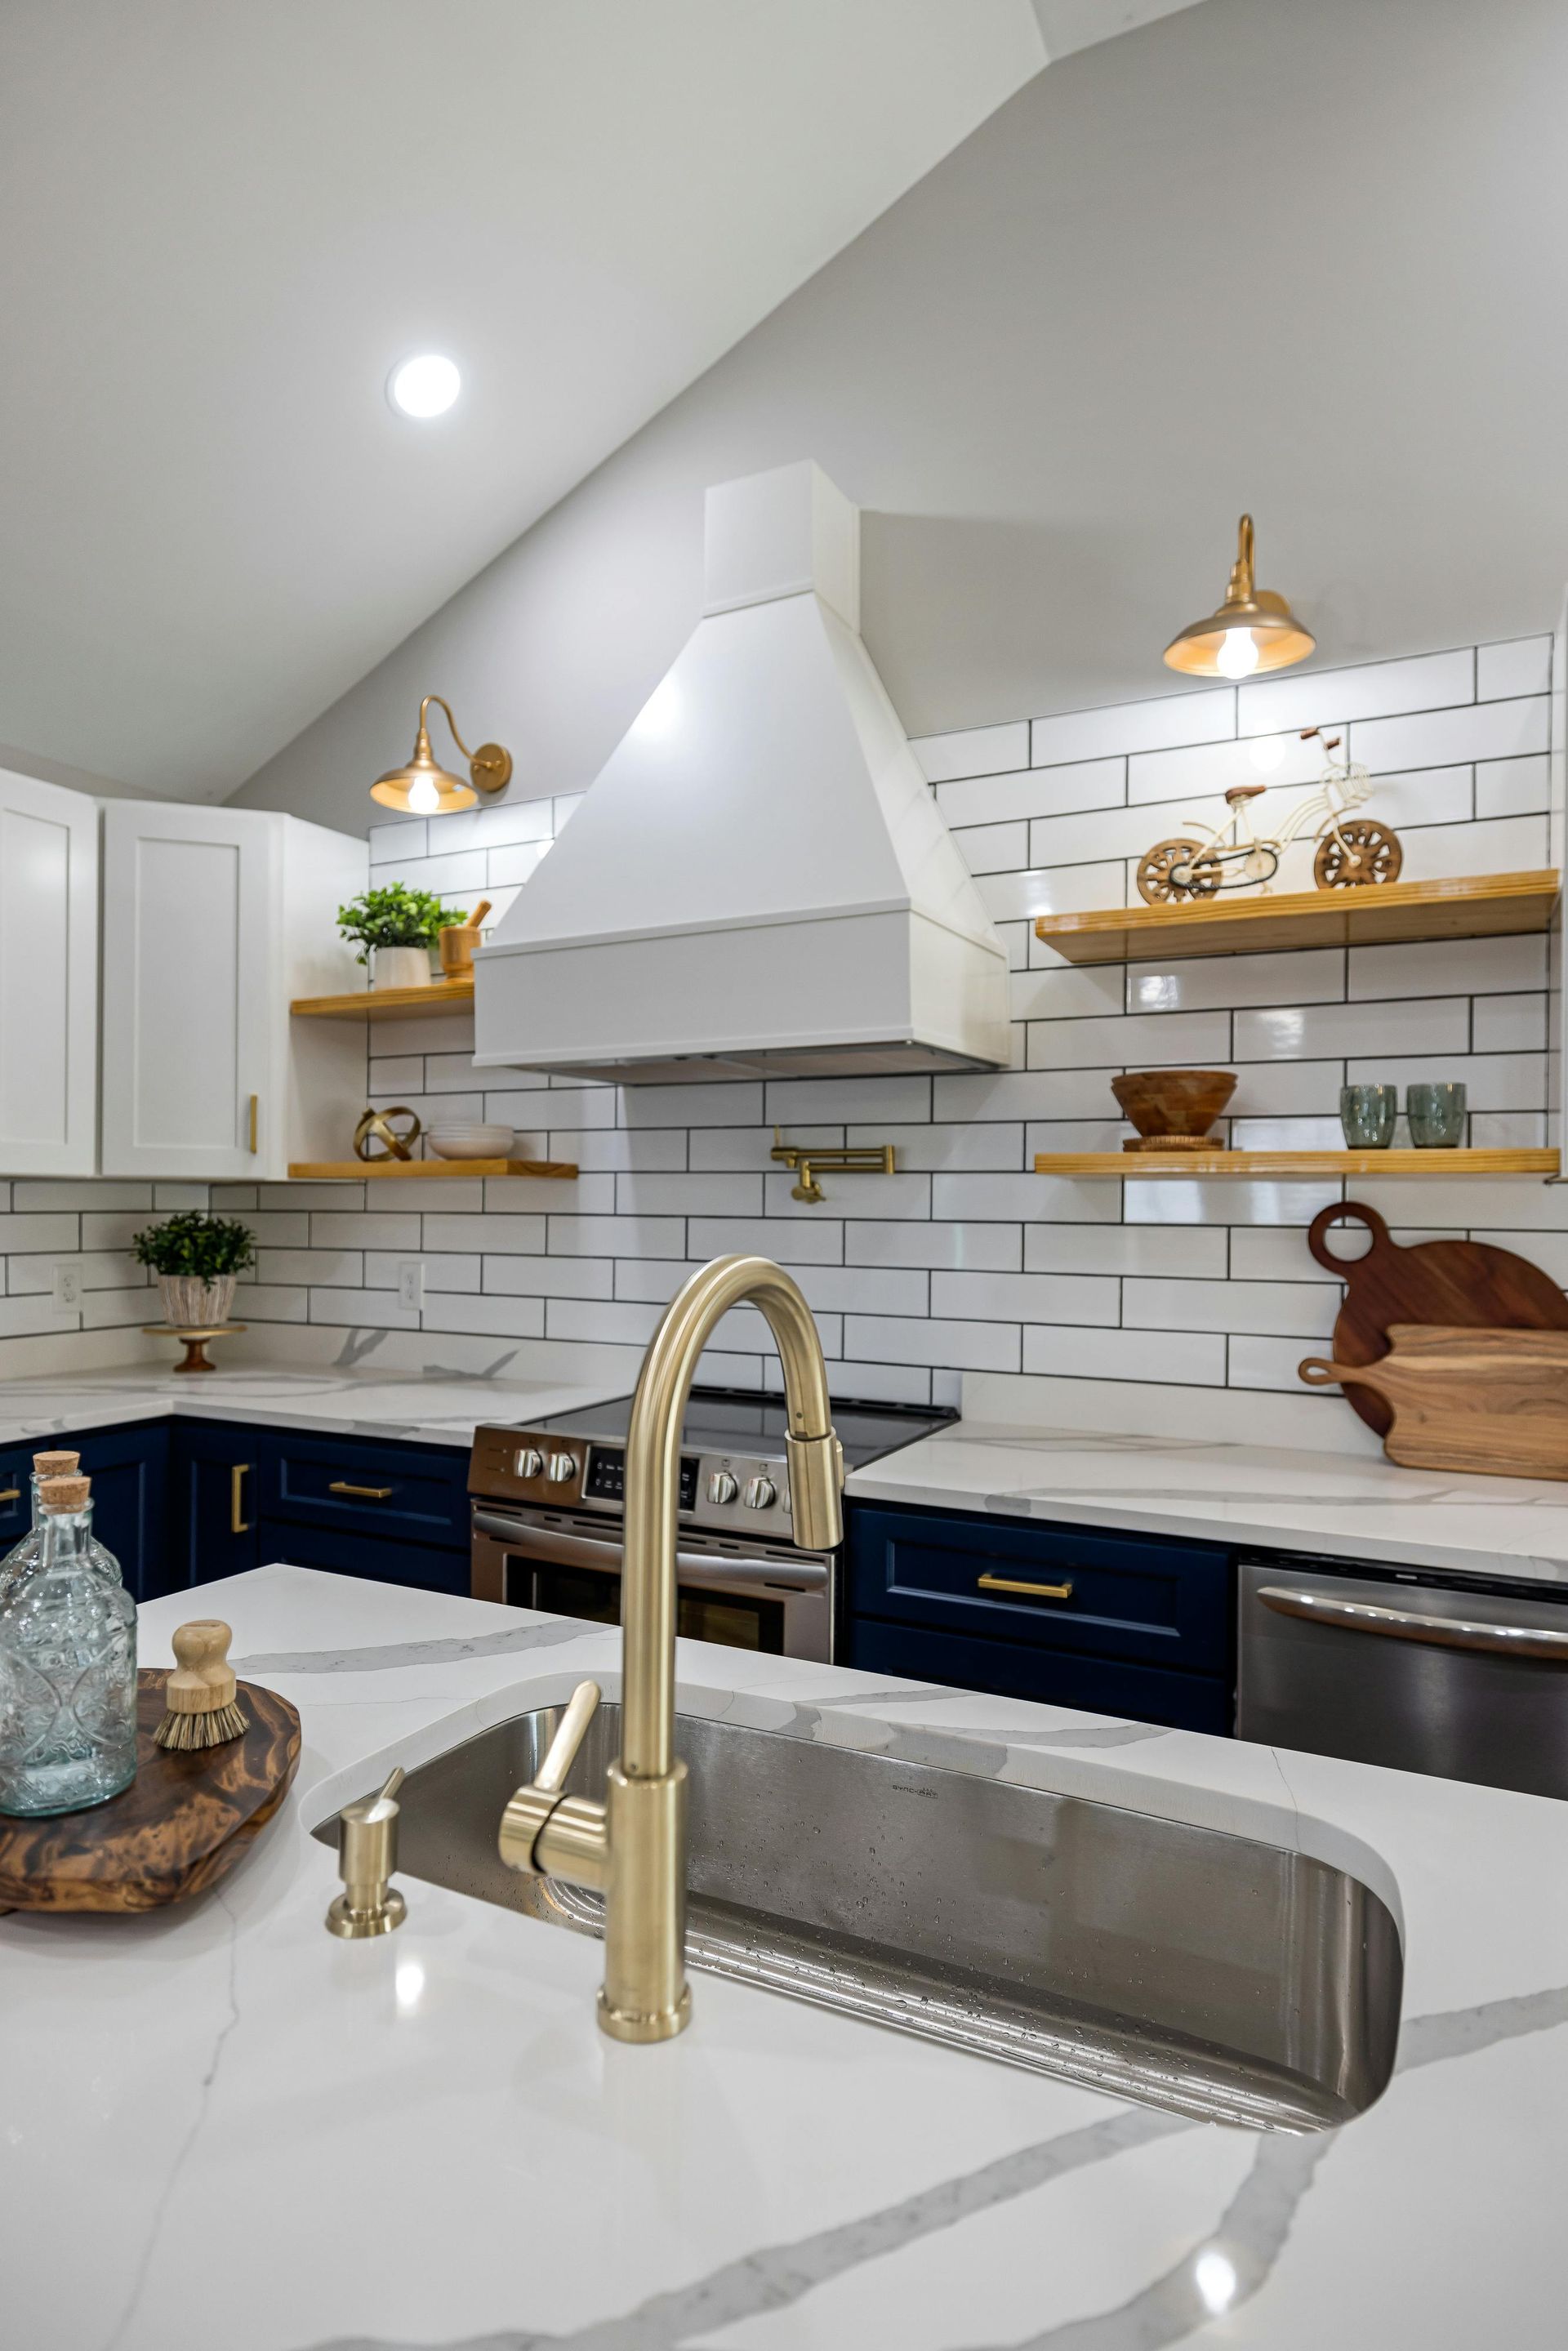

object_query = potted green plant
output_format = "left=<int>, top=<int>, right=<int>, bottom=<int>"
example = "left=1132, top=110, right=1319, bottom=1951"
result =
left=131, top=1211, right=257, bottom=1329
left=336, top=884, right=450, bottom=991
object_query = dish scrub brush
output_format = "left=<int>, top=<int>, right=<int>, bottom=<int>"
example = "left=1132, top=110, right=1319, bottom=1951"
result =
left=153, top=1619, right=250, bottom=1752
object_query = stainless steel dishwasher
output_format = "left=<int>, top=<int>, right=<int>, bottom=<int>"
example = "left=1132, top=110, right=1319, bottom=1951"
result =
left=1237, top=1555, right=1568, bottom=1801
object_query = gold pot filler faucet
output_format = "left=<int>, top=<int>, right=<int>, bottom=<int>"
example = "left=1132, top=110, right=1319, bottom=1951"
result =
left=495, top=1256, right=844, bottom=2042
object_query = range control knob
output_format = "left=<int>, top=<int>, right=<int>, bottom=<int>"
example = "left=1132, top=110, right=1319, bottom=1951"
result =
left=706, top=1471, right=738, bottom=1506
left=514, top=1446, right=545, bottom=1481
left=546, top=1452, right=577, bottom=1485
left=742, top=1475, right=778, bottom=1511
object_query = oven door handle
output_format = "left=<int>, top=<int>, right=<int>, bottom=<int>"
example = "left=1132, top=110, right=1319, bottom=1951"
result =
left=1255, top=1583, right=1568, bottom=1663
left=472, top=1510, right=827, bottom=1593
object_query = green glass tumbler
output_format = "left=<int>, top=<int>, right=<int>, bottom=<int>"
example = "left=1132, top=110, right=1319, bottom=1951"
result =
left=1406, top=1082, right=1466, bottom=1148
left=1339, top=1085, right=1397, bottom=1149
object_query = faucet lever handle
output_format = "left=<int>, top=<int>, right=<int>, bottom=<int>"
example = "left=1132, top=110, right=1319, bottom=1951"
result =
left=535, top=1680, right=601, bottom=1796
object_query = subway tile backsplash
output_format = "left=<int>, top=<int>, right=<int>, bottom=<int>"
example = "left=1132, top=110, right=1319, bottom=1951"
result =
left=0, top=635, right=1558, bottom=1448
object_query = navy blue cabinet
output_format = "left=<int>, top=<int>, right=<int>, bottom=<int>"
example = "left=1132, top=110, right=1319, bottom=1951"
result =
left=1, top=1418, right=472, bottom=1601
left=263, top=1430, right=470, bottom=1549
left=170, top=1421, right=261, bottom=1590
left=846, top=1501, right=1234, bottom=1734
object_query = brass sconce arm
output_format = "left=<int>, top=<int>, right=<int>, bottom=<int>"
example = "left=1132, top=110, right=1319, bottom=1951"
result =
left=770, top=1127, right=895, bottom=1203
left=370, top=696, right=514, bottom=814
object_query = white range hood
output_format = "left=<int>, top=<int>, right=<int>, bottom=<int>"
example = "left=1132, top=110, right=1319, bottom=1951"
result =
left=474, top=461, right=1011, bottom=1084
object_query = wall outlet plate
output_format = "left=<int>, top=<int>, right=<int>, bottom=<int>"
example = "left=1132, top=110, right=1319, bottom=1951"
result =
left=397, top=1260, right=425, bottom=1312
left=53, top=1262, right=83, bottom=1310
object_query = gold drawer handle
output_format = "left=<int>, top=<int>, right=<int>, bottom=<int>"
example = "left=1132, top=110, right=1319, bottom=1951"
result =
left=330, top=1481, right=394, bottom=1502
left=231, top=1463, right=252, bottom=1535
left=977, top=1573, right=1074, bottom=1601
left=0, top=1487, right=19, bottom=1504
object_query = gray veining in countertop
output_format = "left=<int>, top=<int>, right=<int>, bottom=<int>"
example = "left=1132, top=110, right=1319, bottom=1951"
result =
left=847, top=1418, right=1568, bottom=1586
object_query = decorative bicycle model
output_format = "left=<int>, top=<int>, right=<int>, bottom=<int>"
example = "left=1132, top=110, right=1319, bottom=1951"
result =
left=1136, top=730, right=1403, bottom=904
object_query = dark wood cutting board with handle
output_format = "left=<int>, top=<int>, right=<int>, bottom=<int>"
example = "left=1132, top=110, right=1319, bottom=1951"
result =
left=1308, top=1202, right=1568, bottom=1436
left=0, top=1669, right=300, bottom=1913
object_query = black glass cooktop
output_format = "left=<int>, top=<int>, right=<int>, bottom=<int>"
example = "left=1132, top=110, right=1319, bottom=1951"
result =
left=523, top=1385, right=955, bottom=1472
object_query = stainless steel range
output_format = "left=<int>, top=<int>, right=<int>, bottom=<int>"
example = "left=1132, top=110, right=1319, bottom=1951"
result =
left=469, top=1387, right=952, bottom=1661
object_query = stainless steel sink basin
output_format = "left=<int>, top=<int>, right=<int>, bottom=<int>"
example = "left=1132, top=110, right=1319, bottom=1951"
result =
left=327, top=1701, right=1401, bottom=2131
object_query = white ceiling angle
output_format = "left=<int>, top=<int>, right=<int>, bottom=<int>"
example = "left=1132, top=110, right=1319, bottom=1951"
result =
left=0, top=0, right=1048, bottom=802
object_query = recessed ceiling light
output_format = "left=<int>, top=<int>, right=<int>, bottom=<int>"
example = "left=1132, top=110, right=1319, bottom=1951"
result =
left=387, top=353, right=461, bottom=420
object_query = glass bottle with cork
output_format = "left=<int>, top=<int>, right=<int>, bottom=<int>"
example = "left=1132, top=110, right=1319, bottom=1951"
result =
left=0, top=1473, right=137, bottom=1817
left=0, top=1450, right=124, bottom=1601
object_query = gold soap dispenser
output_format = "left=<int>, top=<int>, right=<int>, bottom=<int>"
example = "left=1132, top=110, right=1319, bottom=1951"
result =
left=326, top=1765, right=407, bottom=1937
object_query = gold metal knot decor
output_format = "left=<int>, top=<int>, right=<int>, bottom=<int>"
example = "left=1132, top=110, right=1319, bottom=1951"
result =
left=354, top=1106, right=423, bottom=1164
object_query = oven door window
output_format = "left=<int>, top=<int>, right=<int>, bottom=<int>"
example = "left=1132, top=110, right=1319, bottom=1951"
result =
left=512, top=1557, right=784, bottom=1654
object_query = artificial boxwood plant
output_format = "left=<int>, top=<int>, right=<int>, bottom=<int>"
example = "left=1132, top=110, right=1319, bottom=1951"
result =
left=130, top=1212, right=257, bottom=1279
left=336, top=884, right=451, bottom=965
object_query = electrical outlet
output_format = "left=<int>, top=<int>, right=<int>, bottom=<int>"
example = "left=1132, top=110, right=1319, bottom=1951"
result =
left=397, top=1260, right=425, bottom=1312
left=53, top=1261, right=83, bottom=1310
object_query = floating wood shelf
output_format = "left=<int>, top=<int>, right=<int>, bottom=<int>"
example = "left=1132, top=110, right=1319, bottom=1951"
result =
left=287, top=1158, right=577, bottom=1182
left=290, top=980, right=474, bottom=1022
left=1033, top=1148, right=1559, bottom=1180
left=1033, top=871, right=1561, bottom=965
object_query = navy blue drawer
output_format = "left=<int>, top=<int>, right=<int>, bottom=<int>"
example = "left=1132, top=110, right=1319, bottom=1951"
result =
left=264, top=1432, right=469, bottom=1546
left=257, top=1517, right=469, bottom=1595
left=847, top=1617, right=1232, bottom=1735
left=849, top=1503, right=1232, bottom=1675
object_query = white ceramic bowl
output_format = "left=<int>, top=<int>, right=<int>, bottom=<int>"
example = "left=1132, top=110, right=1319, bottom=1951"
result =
left=429, top=1124, right=515, bottom=1160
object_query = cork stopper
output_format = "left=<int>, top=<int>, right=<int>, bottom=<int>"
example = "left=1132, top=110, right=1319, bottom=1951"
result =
left=38, top=1475, right=90, bottom=1513
left=33, top=1450, right=80, bottom=1476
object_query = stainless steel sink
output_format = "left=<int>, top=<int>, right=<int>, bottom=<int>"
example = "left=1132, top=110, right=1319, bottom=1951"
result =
left=327, top=1700, right=1401, bottom=2131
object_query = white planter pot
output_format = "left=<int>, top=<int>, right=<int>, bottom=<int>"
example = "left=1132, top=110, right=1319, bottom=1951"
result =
left=158, top=1273, right=238, bottom=1329
left=372, top=946, right=432, bottom=992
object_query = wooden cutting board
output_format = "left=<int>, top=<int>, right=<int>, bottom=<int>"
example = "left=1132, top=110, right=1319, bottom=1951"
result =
left=0, top=1669, right=300, bottom=1913
left=1300, top=1325, right=1568, bottom=1479
left=1307, top=1202, right=1568, bottom=1436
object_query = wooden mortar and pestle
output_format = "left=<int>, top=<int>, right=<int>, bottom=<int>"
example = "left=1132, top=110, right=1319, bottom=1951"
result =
left=439, top=898, right=492, bottom=980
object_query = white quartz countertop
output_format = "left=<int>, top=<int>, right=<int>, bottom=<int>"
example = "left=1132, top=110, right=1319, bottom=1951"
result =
left=4, top=1564, right=1565, bottom=2349
left=0, top=1363, right=624, bottom=1454
left=849, top=1419, right=1568, bottom=1587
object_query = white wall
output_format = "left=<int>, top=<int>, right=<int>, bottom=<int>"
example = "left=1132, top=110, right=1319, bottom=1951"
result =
left=5, top=630, right=1539, bottom=1441
left=233, top=0, right=1568, bottom=839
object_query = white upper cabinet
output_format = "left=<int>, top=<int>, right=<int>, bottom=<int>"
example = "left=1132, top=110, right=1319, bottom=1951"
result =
left=0, top=768, right=100, bottom=1176
left=101, top=804, right=366, bottom=1180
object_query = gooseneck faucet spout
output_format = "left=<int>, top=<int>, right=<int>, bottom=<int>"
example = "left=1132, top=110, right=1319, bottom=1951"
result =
left=497, top=1257, right=843, bottom=2042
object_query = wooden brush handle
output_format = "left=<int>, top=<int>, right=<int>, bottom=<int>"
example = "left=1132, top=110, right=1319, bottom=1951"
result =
left=166, top=1619, right=238, bottom=1715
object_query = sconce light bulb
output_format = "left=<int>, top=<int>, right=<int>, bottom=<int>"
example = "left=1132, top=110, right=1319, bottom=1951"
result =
left=1216, top=628, right=1261, bottom=680
left=408, top=776, right=440, bottom=815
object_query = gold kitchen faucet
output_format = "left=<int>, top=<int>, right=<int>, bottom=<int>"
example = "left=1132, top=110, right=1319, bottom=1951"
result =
left=497, top=1256, right=844, bottom=2042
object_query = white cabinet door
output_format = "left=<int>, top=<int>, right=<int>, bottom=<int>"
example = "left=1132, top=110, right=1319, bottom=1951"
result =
left=0, top=769, right=99, bottom=1176
left=100, top=804, right=276, bottom=1178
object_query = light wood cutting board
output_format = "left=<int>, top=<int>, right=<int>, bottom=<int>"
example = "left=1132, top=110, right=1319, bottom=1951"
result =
left=1299, top=1325, right=1568, bottom=1481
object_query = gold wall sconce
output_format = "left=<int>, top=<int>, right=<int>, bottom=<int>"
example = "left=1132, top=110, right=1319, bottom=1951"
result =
left=1163, top=515, right=1315, bottom=681
left=771, top=1127, right=894, bottom=1204
left=371, top=695, right=513, bottom=816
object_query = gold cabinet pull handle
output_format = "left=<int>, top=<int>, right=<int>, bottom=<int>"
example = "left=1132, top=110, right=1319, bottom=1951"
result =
left=330, top=1481, right=394, bottom=1501
left=248, top=1093, right=260, bottom=1153
left=230, top=1463, right=252, bottom=1535
left=0, top=1487, right=19, bottom=1504
left=977, top=1573, right=1074, bottom=1601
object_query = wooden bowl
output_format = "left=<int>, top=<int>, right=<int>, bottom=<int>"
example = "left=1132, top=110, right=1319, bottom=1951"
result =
left=1110, top=1069, right=1237, bottom=1141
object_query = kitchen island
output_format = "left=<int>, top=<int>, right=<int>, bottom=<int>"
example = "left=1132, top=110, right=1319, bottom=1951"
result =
left=2, top=1565, right=1565, bottom=2349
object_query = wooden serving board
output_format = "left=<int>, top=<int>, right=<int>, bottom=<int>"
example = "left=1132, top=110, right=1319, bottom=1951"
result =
left=1300, top=1325, right=1568, bottom=1480
left=1307, top=1202, right=1568, bottom=1436
left=0, top=1670, right=301, bottom=1913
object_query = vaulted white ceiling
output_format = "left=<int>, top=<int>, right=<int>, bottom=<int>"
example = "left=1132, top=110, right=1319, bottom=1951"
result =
left=0, top=0, right=1206, bottom=801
